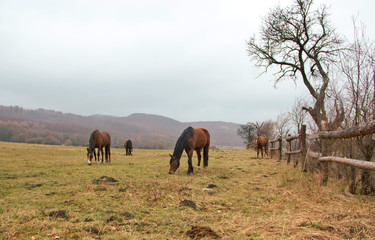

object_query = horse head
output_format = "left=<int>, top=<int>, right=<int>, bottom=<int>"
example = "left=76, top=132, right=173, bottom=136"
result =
left=87, top=147, right=94, bottom=165
left=168, top=154, right=180, bottom=174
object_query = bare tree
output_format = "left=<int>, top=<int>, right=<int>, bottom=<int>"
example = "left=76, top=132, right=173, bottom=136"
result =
left=261, top=120, right=275, bottom=138
left=238, top=121, right=274, bottom=148
left=289, top=97, right=308, bottom=134
left=274, top=112, right=290, bottom=138
left=252, top=120, right=274, bottom=138
left=339, top=19, right=375, bottom=194
left=247, top=0, right=344, bottom=130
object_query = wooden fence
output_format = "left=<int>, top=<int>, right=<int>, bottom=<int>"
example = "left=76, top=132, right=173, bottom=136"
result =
left=268, top=120, right=375, bottom=185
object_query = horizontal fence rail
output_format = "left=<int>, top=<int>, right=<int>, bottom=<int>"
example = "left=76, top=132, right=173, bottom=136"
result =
left=268, top=120, right=375, bottom=186
left=319, top=119, right=375, bottom=139
left=319, top=156, right=375, bottom=171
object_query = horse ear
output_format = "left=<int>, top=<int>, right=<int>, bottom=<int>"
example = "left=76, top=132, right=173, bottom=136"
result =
left=169, top=154, right=173, bottom=158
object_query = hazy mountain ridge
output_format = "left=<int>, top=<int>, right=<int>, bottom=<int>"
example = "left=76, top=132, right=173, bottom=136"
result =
left=0, top=105, right=244, bottom=148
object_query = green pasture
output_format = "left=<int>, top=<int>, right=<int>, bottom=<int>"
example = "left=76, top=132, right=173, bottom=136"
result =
left=0, top=141, right=374, bottom=239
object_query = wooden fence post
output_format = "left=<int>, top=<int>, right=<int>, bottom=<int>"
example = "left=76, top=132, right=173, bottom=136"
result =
left=278, top=137, right=282, bottom=161
left=320, top=121, right=329, bottom=186
left=300, top=125, right=307, bottom=172
left=287, top=134, right=291, bottom=164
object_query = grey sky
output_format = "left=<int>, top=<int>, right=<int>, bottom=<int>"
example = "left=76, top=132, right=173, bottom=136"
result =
left=0, top=0, right=374, bottom=124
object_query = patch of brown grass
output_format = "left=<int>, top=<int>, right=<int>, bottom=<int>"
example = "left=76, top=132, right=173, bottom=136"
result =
left=0, top=142, right=374, bottom=239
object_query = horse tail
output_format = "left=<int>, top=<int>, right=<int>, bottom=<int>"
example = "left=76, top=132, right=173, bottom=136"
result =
left=202, top=128, right=210, bottom=167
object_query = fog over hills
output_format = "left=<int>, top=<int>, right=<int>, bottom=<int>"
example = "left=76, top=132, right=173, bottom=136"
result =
left=0, top=105, right=244, bottom=149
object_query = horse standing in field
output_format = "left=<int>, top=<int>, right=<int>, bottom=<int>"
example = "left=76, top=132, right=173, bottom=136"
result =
left=87, top=130, right=111, bottom=165
left=124, top=139, right=133, bottom=155
left=255, top=134, right=268, bottom=159
left=169, top=127, right=210, bottom=175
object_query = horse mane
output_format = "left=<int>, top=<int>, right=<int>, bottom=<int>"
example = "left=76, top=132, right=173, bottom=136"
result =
left=89, top=130, right=100, bottom=150
left=172, top=127, right=194, bottom=159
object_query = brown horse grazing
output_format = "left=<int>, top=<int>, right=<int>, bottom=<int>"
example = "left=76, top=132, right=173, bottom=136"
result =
left=124, top=139, right=133, bottom=156
left=87, top=130, right=111, bottom=165
left=169, top=127, right=210, bottom=175
left=255, top=134, right=268, bottom=159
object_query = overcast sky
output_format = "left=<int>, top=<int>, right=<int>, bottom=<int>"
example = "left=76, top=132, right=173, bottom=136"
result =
left=0, top=0, right=374, bottom=124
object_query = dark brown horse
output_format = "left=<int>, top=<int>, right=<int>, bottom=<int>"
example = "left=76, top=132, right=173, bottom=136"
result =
left=255, top=134, right=268, bottom=159
left=169, top=127, right=210, bottom=175
left=124, top=139, right=133, bottom=156
left=87, top=130, right=111, bottom=165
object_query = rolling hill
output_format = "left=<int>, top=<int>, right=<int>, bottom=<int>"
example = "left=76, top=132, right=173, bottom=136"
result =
left=0, top=105, right=244, bottom=149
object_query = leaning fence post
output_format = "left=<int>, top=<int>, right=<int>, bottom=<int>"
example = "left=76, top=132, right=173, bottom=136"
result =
left=320, top=121, right=329, bottom=186
left=300, top=125, right=307, bottom=172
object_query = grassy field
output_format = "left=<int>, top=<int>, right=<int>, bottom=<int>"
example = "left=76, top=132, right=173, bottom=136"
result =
left=1, top=141, right=375, bottom=239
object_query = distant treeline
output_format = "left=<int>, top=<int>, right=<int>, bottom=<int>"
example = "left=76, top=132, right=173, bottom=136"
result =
left=0, top=119, right=87, bottom=146
left=0, top=105, right=244, bottom=149
left=0, top=106, right=175, bottom=148
left=0, top=118, right=171, bottom=149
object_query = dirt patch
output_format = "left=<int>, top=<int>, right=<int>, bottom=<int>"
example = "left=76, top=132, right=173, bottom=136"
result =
left=186, top=225, right=220, bottom=239
left=48, top=210, right=68, bottom=219
left=179, top=200, right=196, bottom=209
left=207, top=184, right=217, bottom=188
left=92, top=176, right=118, bottom=184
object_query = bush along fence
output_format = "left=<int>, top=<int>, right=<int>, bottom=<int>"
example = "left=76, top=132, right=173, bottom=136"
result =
left=269, top=120, right=375, bottom=188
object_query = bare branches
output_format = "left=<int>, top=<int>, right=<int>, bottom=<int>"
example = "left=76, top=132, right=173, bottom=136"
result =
left=247, top=0, right=344, bottom=130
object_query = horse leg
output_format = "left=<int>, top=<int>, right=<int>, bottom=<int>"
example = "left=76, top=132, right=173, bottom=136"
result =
left=186, top=149, right=194, bottom=175
left=196, top=149, right=202, bottom=167
left=108, top=147, right=111, bottom=162
left=203, top=145, right=209, bottom=168
left=100, top=147, right=104, bottom=163
left=105, top=147, right=108, bottom=162
left=261, top=148, right=264, bottom=159
left=257, top=147, right=259, bottom=159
